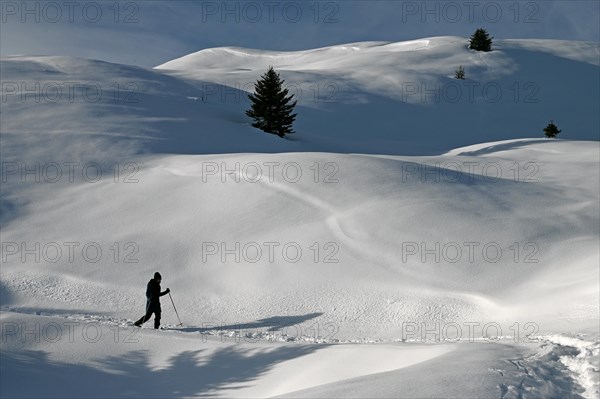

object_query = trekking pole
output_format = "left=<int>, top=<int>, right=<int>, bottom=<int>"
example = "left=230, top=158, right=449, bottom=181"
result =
left=168, top=292, right=183, bottom=326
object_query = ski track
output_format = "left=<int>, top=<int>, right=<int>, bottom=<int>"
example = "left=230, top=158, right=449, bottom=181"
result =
left=239, top=163, right=491, bottom=321
left=1, top=268, right=487, bottom=342
left=0, top=307, right=378, bottom=344
left=239, top=162, right=418, bottom=271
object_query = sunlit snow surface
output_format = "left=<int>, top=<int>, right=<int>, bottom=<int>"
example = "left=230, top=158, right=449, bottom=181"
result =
left=1, top=37, right=598, bottom=398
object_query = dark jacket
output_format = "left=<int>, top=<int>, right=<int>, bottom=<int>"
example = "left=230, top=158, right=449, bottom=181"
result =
left=146, top=278, right=168, bottom=310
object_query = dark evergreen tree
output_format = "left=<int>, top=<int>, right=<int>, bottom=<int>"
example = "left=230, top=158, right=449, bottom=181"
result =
left=469, top=28, right=493, bottom=52
left=246, top=66, right=297, bottom=137
left=543, top=120, right=562, bottom=138
left=455, top=65, right=465, bottom=80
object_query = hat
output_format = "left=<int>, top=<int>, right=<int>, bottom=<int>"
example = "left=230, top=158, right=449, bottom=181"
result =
left=154, top=272, right=162, bottom=280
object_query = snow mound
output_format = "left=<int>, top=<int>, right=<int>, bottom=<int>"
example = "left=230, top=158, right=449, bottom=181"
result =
left=2, top=141, right=598, bottom=339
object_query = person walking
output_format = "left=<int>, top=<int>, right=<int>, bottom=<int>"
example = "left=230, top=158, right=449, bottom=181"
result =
left=134, top=272, right=170, bottom=329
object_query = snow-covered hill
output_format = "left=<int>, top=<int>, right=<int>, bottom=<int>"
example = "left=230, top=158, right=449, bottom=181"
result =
left=156, top=36, right=600, bottom=153
left=2, top=37, right=598, bottom=166
left=1, top=36, right=599, bottom=398
left=3, top=139, right=598, bottom=336
left=2, top=138, right=599, bottom=397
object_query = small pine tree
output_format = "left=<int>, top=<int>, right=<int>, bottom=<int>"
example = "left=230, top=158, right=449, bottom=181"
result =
left=246, top=66, right=297, bottom=138
left=543, top=120, right=562, bottom=138
left=455, top=65, right=465, bottom=80
left=469, top=28, right=493, bottom=52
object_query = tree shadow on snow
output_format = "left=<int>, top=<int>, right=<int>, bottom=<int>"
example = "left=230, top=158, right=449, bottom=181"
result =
left=1, top=343, right=326, bottom=398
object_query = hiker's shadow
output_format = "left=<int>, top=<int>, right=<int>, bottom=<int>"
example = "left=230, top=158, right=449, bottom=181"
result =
left=170, top=312, right=324, bottom=334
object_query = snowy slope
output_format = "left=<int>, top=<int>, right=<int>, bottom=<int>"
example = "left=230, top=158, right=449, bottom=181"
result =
left=156, top=36, right=600, bottom=153
left=2, top=140, right=598, bottom=340
left=6, top=311, right=595, bottom=399
left=4, top=311, right=596, bottom=398
left=1, top=37, right=599, bottom=398
left=2, top=37, right=598, bottom=165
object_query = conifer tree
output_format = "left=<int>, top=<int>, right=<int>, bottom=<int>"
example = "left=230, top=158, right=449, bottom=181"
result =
left=469, top=28, right=493, bottom=52
left=543, top=120, right=562, bottom=138
left=246, top=66, right=297, bottom=137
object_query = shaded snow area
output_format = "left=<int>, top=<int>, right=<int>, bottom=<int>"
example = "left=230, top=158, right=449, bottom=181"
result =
left=2, top=311, right=598, bottom=398
left=1, top=36, right=599, bottom=398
